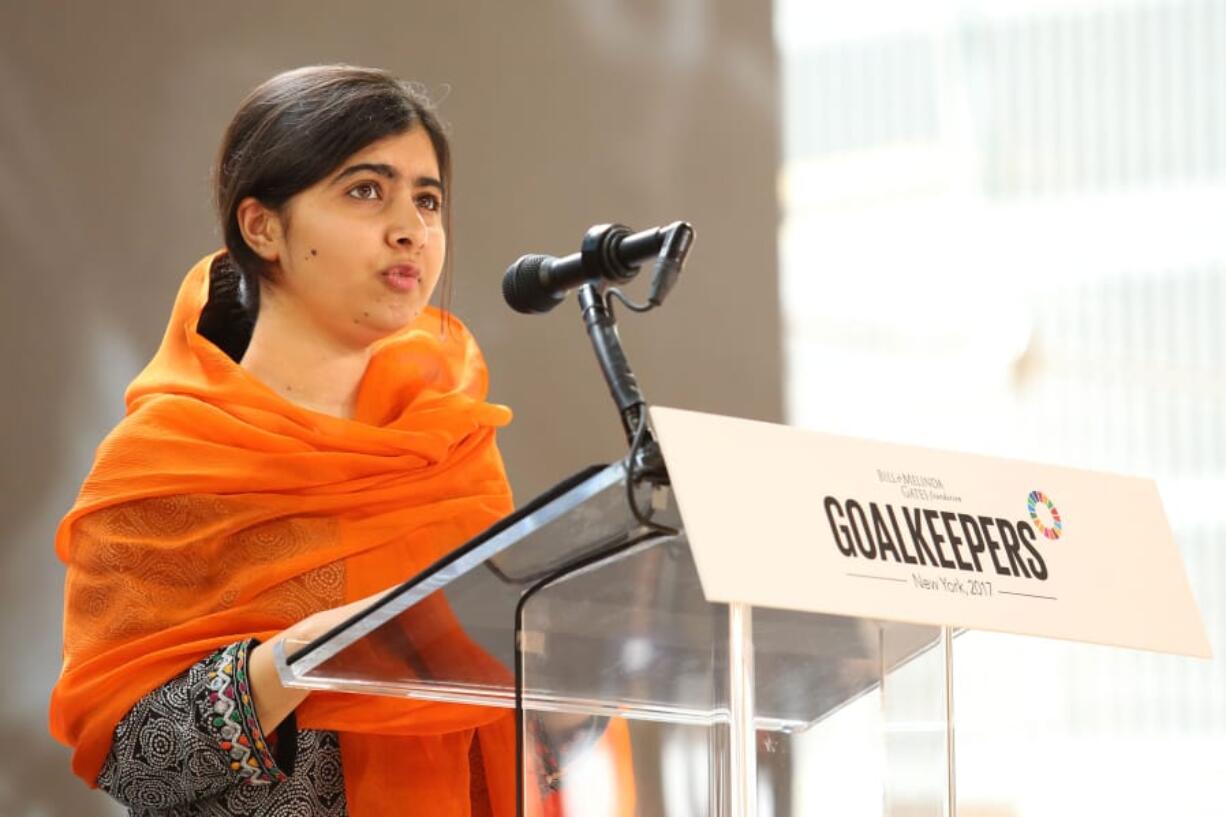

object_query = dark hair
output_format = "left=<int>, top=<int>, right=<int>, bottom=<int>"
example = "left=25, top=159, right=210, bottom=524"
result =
left=211, top=64, right=452, bottom=317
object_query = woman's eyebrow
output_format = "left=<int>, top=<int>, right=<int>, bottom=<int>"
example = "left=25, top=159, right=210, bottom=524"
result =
left=331, top=162, right=444, bottom=191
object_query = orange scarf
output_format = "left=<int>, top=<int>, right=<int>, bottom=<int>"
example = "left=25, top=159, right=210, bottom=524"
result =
left=50, top=250, right=530, bottom=816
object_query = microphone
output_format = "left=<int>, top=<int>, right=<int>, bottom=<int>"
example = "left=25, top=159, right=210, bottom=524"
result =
left=503, top=221, right=694, bottom=314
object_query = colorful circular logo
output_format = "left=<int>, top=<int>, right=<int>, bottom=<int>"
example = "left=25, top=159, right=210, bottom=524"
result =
left=1027, top=490, right=1063, bottom=540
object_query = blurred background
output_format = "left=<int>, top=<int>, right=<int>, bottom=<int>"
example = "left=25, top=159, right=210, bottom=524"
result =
left=778, top=0, right=1226, bottom=814
left=1, top=0, right=1222, bottom=814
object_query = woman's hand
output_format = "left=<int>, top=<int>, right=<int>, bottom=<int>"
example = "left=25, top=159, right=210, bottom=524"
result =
left=247, top=589, right=396, bottom=734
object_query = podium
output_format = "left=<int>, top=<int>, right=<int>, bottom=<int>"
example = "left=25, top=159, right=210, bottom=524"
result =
left=276, top=460, right=956, bottom=816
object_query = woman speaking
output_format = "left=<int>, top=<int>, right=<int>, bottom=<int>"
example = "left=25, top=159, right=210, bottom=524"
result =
left=48, top=65, right=623, bottom=817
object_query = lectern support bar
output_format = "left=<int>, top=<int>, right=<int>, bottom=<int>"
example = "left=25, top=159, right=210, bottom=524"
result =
left=943, top=626, right=957, bottom=817
left=729, top=602, right=757, bottom=817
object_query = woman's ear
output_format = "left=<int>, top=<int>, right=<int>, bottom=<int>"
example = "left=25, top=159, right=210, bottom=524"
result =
left=236, top=197, right=284, bottom=264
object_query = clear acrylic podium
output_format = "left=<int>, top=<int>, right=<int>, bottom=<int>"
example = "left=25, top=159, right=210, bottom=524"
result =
left=275, top=461, right=955, bottom=816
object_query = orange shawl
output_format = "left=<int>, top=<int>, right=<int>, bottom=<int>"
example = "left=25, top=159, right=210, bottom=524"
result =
left=50, top=250, right=526, bottom=816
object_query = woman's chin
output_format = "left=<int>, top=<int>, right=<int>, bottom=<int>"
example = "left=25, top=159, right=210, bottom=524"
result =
left=350, top=313, right=423, bottom=346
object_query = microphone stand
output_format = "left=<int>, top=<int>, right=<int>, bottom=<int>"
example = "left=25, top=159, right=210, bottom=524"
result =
left=504, top=219, right=693, bottom=517
left=577, top=283, right=643, bottom=442
left=511, top=225, right=692, bottom=815
left=576, top=282, right=668, bottom=487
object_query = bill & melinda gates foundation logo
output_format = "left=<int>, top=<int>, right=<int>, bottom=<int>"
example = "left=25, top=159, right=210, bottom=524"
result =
left=822, top=489, right=1067, bottom=582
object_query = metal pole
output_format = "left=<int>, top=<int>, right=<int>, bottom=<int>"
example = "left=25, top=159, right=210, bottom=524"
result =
left=728, top=602, right=757, bottom=817
left=943, top=626, right=957, bottom=817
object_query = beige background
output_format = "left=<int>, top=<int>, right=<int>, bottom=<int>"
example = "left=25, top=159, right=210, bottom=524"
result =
left=0, top=1, right=781, bottom=813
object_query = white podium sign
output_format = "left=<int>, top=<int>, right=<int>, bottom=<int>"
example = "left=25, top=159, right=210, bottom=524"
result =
left=651, top=406, right=1211, bottom=658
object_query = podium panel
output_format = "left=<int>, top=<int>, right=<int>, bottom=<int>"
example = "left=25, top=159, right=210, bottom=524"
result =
left=275, top=463, right=953, bottom=816
left=519, top=541, right=950, bottom=816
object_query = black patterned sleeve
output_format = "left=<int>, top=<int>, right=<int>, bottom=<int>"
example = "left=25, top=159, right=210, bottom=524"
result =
left=96, top=639, right=298, bottom=812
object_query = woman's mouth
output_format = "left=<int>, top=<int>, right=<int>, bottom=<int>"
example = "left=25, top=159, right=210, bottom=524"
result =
left=380, top=265, right=421, bottom=292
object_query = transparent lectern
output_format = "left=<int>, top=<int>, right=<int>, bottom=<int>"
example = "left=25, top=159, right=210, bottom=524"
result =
left=276, top=460, right=955, bottom=817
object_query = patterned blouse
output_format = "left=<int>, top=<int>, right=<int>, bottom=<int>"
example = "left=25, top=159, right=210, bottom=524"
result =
left=96, top=639, right=596, bottom=816
left=97, top=639, right=344, bottom=816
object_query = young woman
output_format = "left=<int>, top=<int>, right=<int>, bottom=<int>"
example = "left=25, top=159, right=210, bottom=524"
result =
left=50, top=65, right=536, bottom=817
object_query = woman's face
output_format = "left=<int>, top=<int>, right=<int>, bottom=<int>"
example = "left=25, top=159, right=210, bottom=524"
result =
left=250, top=126, right=446, bottom=348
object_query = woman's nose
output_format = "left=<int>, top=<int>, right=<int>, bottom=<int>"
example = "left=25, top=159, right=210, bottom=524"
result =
left=390, top=204, right=428, bottom=248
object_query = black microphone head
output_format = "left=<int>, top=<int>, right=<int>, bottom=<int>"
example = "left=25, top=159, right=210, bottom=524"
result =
left=503, top=254, right=567, bottom=314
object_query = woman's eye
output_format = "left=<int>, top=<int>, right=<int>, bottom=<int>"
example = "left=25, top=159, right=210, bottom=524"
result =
left=416, top=193, right=442, bottom=212
left=348, top=182, right=381, bottom=200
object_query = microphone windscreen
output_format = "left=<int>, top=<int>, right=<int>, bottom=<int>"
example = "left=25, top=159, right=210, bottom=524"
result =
left=503, top=254, right=565, bottom=314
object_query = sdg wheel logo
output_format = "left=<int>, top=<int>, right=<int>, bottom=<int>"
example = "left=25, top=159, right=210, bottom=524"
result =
left=1027, top=490, right=1063, bottom=540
